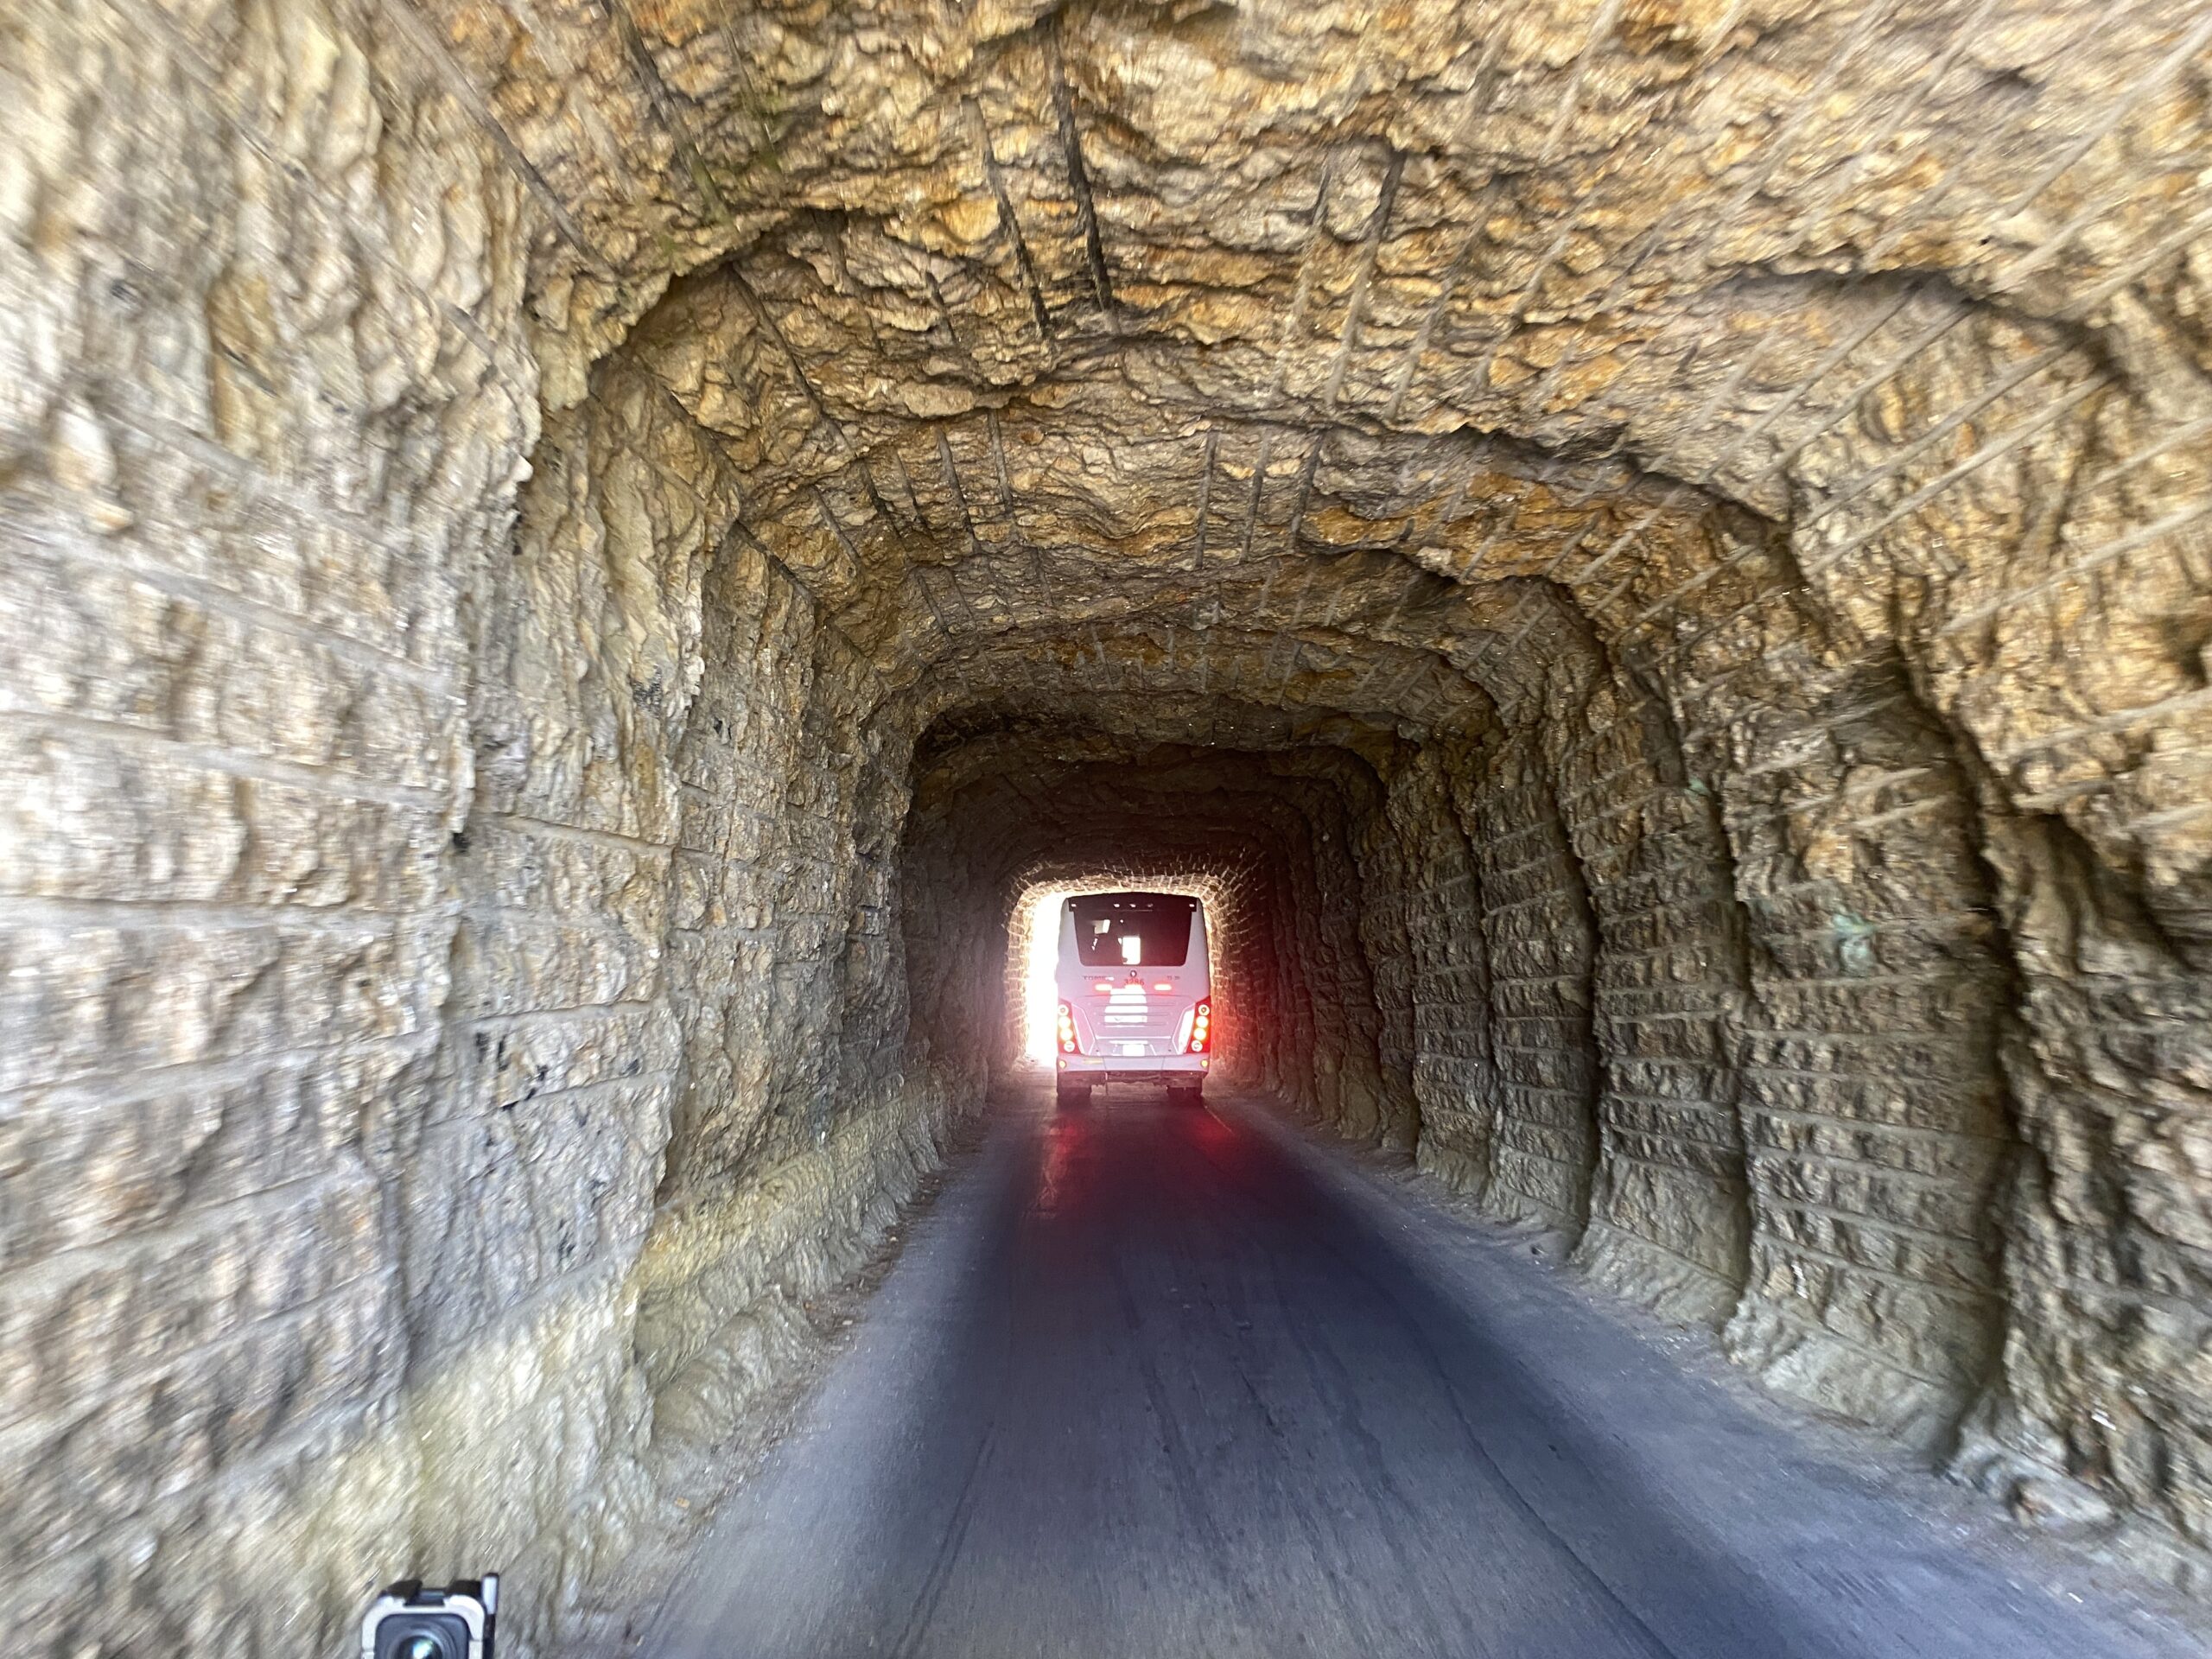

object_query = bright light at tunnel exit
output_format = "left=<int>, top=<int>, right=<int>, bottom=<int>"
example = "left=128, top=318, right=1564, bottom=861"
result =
left=1021, top=889, right=1069, bottom=1063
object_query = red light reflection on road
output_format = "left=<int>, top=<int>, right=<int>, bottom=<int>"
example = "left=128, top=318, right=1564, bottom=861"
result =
left=1036, top=1107, right=1089, bottom=1215
left=1186, top=1103, right=1237, bottom=1155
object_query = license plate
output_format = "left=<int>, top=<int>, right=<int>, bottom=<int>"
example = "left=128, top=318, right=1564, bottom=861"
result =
left=1119, top=1042, right=1148, bottom=1056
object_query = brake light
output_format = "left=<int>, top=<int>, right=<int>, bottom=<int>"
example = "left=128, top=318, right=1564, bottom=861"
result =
left=1057, top=1001, right=1081, bottom=1055
left=1186, top=997, right=1211, bottom=1054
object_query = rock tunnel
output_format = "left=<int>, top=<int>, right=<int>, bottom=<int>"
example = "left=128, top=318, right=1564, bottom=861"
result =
left=6, top=0, right=2212, bottom=1651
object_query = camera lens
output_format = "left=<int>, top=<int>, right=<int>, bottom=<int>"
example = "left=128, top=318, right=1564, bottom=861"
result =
left=375, top=1613, right=468, bottom=1659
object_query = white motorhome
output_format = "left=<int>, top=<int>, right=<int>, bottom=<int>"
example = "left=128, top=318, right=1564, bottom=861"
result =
left=1052, top=892, right=1211, bottom=1106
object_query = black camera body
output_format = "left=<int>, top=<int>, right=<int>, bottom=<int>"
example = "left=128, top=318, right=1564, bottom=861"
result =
left=359, top=1574, right=499, bottom=1659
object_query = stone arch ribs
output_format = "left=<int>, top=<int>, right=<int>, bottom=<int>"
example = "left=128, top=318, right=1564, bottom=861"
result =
left=1043, top=12, right=1120, bottom=329
left=1517, top=608, right=1758, bottom=1329
left=1718, top=657, right=2021, bottom=1454
left=1367, top=740, right=1497, bottom=1168
left=1452, top=723, right=1605, bottom=1239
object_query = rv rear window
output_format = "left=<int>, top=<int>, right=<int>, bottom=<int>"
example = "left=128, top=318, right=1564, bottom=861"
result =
left=1068, top=893, right=1195, bottom=968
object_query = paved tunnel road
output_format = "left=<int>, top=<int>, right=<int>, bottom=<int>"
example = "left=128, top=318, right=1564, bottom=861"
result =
left=647, top=1082, right=2197, bottom=1659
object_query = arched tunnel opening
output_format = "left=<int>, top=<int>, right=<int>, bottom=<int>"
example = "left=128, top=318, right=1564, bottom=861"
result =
left=8, top=0, right=2212, bottom=1654
left=907, top=713, right=1392, bottom=1128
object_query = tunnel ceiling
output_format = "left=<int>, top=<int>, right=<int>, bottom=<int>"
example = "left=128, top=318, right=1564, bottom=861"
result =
left=456, top=0, right=2212, bottom=930
left=912, top=721, right=1379, bottom=906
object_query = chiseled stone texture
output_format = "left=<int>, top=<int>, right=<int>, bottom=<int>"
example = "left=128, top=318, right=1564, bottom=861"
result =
left=6, top=0, right=2212, bottom=1649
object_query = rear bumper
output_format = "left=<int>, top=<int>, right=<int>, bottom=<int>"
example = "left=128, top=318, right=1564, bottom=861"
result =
left=1058, top=1053, right=1208, bottom=1080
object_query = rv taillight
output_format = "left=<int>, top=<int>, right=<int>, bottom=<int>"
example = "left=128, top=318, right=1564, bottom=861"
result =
left=1057, top=1001, right=1081, bottom=1055
left=1186, top=998, right=1211, bottom=1054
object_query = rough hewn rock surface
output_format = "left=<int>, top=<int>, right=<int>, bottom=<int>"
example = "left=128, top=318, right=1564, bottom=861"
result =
left=5, top=0, right=2212, bottom=1651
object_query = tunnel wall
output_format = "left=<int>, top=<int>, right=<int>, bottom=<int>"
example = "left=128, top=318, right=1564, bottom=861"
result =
left=2, top=5, right=550, bottom=1652
left=0, top=11, right=976, bottom=1649
left=1351, top=670, right=2011, bottom=1444
left=414, top=263, right=986, bottom=1654
left=1452, top=728, right=1605, bottom=1236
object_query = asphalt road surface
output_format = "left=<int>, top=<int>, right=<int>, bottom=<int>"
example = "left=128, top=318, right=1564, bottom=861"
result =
left=648, top=1079, right=2198, bottom=1659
